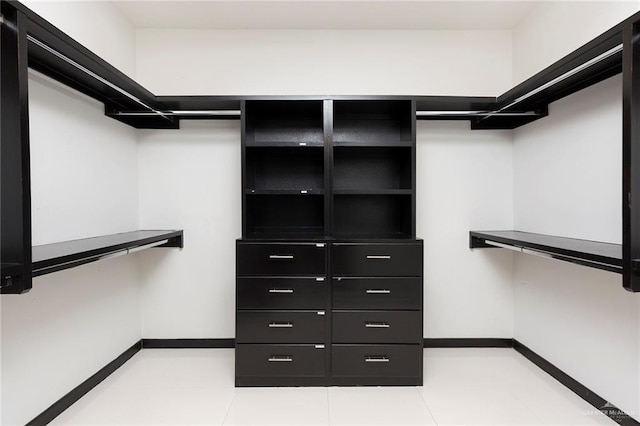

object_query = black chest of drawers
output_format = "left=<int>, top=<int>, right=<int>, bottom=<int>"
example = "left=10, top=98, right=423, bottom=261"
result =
left=236, top=99, right=422, bottom=387
left=235, top=239, right=423, bottom=386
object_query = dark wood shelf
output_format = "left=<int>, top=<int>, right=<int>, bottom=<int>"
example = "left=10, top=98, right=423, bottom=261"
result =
left=32, top=230, right=183, bottom=277
left=246, top=190, right=324, bottom=195
left=333, top=189, right=411, bottom=195
left=333, top=141, right=413, bottom=147
left=469, top=230, right=621, bottom=274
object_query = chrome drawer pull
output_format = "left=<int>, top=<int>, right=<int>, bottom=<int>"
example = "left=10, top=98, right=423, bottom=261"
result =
left=268, top=322, right=293, bottom=328
left=269, top=289, right=294, bottom=294
left=268, top=356, right=293, bottom=362
left=365, top=356, right=389, bottom=363
left=365, top=322, right=390, bottom=328
left=366, top=289, right=391, bottom=294
left=269, top=254, right=294, bottom=259
left=366, top=255, right=391, bottom=260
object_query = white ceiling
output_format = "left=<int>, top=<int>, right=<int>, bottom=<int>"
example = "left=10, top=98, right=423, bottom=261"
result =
left=112, top=1, right=541, bottom=30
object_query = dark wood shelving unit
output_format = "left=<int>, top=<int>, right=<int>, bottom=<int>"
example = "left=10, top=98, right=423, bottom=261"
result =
left=237, top=98, right=422, bottom=387
left=470, top=231, right=621, bottom=274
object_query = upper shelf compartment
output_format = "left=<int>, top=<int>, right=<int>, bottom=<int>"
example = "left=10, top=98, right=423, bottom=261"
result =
left=469, top=230, right=621, bottom=274
left=31, top=230, right=183, bottom=278
left=334, top=100, right=413, bottom=146
left=244, top=100, right=324, bottom=147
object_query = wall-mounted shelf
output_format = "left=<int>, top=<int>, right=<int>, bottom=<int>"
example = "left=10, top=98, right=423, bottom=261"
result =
left=469, top=231, right=621, bottom=274
left=31, top=230, right=183, bottom=278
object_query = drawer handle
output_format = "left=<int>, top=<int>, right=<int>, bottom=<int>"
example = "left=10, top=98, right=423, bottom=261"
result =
left=366, top=289, right=391, bottom=294
left=365, top=322, right=390, bottom=328
left=365, top=356, right=389, bottom=363
left=268, top=322, right=293, bottom=328
left=366, top=255, right=391, bottom=260
left=269, top=254, right=294, bottom=260
left=268, top=356, right=293, bottom=362
left=269, top=289, right=294, bottom=294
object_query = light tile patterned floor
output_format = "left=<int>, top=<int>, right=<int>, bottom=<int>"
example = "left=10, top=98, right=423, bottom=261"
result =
left=51, top=348, right=616, bottom=425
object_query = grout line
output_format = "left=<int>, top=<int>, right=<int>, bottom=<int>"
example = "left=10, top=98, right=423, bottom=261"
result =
left=326, top=386, right=331, bottom=425
left=510, top=388, right=547, bottom=424
left=221, top=388, right=237, bottom=425
left=415, top=384, right=440, bottom=425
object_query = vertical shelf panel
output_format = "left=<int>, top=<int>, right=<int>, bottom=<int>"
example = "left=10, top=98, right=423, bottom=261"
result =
left=622, top=22, right=640, bottom=291
left=1, top=4, right=32, bottom=294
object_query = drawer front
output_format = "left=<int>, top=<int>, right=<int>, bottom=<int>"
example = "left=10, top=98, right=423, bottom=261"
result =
left=237, top=242, right=326, bottom=276
left=333, top=277, right=421, bottom=310
left=331, top=243, right=422, bottom=277
left=236, top=344, right=326, bottom=377
left=237, top=277, right=327, bottom=310
left=332, top=345, right=421, bottom=378
left=332, top=311, right=422, bottom=344
left=237, top=311, right=326, bottom=343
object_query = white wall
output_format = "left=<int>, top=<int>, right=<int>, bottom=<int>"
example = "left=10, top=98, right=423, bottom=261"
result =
left=20, top=0, right=136, bottom=79
left=136, top=29, right=512, bottom=96
left=1, top=2, right=141, bottom=425
left=137, top=121, right=241, bottom=338
left=513, top=1, right=640, bottom=86
left=512, top=1, right=640, bottom=420
left=418, top=122, right=514, bottom=337
left=135, top=29, right=515, bottom=338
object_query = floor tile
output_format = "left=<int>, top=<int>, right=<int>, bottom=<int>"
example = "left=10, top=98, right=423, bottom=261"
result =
left=420, top=384, right=541, bottom=425
left=328, top=387, right=436, bottom=425
left=223, top=387, right=329, bottom=425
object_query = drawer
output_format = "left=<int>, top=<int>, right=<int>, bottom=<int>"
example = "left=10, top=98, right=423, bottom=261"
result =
left=331, top=242, right=422, bottom=276
left=333, top=277, right=421, bottom=310
left=331, top=344, right=421, bottom=378
left=237, top=242, right=326, bottom=276
left=332, top=311, right=422, bottom=344
left=237, top=311, right=326, bottom=343
left=236, top=344, right=326, bottom=377
left=237, top=277, right=327, bottom=310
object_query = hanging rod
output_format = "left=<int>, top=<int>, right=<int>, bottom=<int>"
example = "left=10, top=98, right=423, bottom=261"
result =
left=481, top=43, right=623, bottom=121
left=112, top=110, right=242, bottom=117
left=26, top=34, right=172, bottom=122
left=416, top=110, right=540, bottom=117
left=485, top=240, right=621, bottom=274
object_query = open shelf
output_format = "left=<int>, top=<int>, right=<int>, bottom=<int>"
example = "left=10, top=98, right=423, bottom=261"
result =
left=31, top=230, right=184, bottom=278
left=469, top=230, right=621, bottom=274
left=334, top=147, right=412, bottom=190
left=334, top=194, right=412, bottom=239
left=333, top=100, right=413, bottom=146
left=245, top=147, right=324, bottom=191
left=244, top=101, right=324, bottom=146
left=245, top=194, right=324, bottom=238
